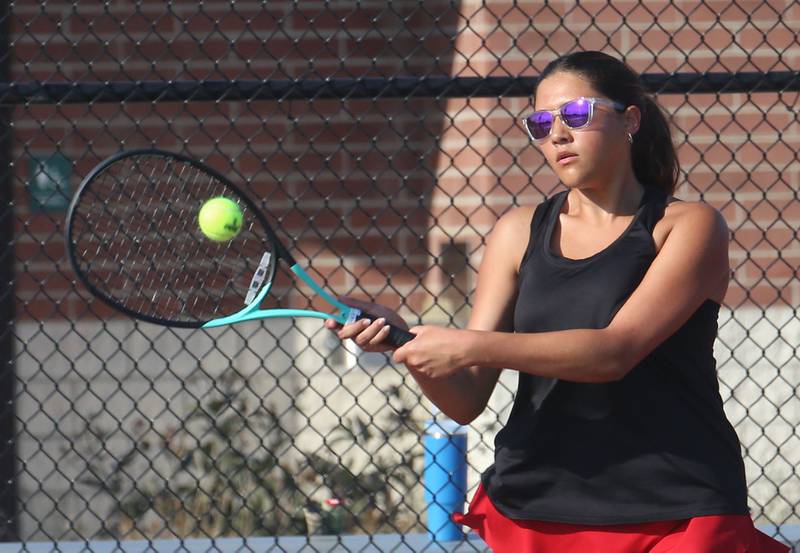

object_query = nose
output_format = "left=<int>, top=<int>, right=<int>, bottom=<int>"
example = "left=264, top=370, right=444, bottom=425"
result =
left=549, top=115, right=572, bottom=144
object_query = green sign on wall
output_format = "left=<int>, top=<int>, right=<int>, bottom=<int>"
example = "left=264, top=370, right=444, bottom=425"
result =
left=28, top=153, right=72, bottom=213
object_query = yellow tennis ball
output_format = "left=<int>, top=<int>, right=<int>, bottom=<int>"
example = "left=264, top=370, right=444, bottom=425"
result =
left=198, top=197, right=243, bottom=241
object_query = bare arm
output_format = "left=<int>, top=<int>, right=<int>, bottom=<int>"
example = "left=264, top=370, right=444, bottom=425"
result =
left=331, top=207, right=533, bottom=424
left=411, top=207, right=532, bottom=424
left=395, top=202, right=730, bottom=383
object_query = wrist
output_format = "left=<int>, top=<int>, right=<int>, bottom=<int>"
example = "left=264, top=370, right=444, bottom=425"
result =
left=460, top=329, right=485, bottom=370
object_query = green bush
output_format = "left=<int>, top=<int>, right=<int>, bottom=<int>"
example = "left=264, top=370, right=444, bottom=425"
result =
left=71, top=370, right=426, bottom=539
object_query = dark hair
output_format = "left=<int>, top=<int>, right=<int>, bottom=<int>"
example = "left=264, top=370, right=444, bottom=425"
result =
left=536, top=51, right=679, bottom=195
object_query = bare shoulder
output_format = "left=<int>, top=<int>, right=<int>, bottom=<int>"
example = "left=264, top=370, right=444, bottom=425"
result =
left=653, top=198, right=729, bottom=252
left=485, top=205, right=536, bottom=273
left=489, top=205, right=536, bottom=247
left=494, top=204, right=536, bottom=233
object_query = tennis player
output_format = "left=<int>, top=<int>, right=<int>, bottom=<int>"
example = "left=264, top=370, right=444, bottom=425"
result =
left=326, top=51, right=788, bottom=552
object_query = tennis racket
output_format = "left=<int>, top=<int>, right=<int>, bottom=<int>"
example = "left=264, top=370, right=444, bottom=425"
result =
left=65, top=148, right=415, bottom=347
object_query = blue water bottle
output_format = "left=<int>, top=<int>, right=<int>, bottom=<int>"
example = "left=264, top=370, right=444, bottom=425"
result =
left=423, top=412, right=468, bottom=542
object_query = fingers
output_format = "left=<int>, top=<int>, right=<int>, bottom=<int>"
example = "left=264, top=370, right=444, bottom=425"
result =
left=328, top=317, right=393, bottom=352
left=323, top=318, right=340, bottom=330
left=335, top=295, right=409, bottom=331
left=391, top=326, right=420, bottom=364
left=362, top=320, right=392, bottom=348
left=348, top=318, right=390, bottom=349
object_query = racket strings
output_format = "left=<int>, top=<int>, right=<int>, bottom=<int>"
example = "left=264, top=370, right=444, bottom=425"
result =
left=69, top=154, right=275, bottom=324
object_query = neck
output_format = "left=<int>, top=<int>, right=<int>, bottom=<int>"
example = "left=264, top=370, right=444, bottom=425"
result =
left=567, top=175, right=644, bottom=222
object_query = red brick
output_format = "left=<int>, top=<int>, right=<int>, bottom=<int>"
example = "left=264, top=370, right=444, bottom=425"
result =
left=11, top=10, right=64, bottom=36
left=342, top=265, right=400, bottom=289
left=14, top=239, right=66, bottom=263
left=731, top=226, right=767, bottom=252
left=67, top=8, right=176, bottom=37
left=14, top=212, right=63, bottom=236
left=747, top=283, right=789, bottom=305
left=15, top=297, right=64, bottom=320
left=15, top=265, right=74, bottom=295
left=722, top=285, right=749, bottom=307
left=759, top=256, right=799, bottom=283
left=772, top=198, right=800, bottom=226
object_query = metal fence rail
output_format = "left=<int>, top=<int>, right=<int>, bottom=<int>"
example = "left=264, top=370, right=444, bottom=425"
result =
left=0, top=0, right=798, bottom=548
left=1, top=71, right=799, bottom=104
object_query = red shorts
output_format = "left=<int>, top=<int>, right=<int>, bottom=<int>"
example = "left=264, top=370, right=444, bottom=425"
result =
left=452, top=485, right=789, bottom=553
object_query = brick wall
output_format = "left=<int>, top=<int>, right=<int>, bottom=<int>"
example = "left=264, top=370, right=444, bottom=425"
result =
left=9, top=0, right=800, bottom=320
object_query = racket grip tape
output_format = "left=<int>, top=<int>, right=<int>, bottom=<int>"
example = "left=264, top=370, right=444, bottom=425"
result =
left=381, top=322, right=415, bottom=347
left=346, top=309, right=415, bottom=347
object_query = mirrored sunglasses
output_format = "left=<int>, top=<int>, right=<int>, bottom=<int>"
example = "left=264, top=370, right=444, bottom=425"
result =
left=522, top=97, right=627, bottom=141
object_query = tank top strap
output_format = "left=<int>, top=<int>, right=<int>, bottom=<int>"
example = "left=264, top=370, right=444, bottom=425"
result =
left=518, top=192, right=566, bottom=268
left=638, top=186, right=669, bottom=235
left=534, top=192, right=566, bottom=243
left=541, top=191, right=568, bottom=244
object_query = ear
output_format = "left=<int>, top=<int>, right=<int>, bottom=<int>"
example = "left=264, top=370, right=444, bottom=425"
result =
left=624, top=105, right=642, bottom=135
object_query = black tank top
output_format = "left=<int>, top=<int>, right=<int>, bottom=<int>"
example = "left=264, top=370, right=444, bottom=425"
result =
left=481, top=187, right=749, bottom=524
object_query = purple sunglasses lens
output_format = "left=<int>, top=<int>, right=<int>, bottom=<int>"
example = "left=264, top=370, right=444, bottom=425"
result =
left=526, top=112, right=553, bottom=139
left=561, top=99, right=591, bottom=127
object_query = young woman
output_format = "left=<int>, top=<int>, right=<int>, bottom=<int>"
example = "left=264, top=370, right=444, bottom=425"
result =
left=326, top=51, right=788, bottom=552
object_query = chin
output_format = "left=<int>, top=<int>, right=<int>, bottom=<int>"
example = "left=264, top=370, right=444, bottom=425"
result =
left=554, top=171, right=585, bottom=189
left=556, top=166, right=605, bottom=191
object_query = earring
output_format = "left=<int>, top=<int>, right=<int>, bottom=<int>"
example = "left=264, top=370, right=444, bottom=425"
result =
left=627, top=132, right=634, bottom=144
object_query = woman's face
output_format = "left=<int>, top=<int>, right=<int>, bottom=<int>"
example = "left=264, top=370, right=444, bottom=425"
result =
left=532, top=71, right=635, bottom=191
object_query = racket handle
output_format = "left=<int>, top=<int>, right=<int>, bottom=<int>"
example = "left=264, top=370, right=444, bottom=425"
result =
left=383, top=322, right=416, bottom=347
left=349, top=310, right=415, bottom=347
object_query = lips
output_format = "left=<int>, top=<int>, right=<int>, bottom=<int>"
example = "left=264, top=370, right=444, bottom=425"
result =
left=556, top=151, right=578, bottom=164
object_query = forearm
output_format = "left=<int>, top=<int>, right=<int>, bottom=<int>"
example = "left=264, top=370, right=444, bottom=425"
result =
left=466, top=327, right=632, bottom=383
left=410, top=366, right=499, bottom=425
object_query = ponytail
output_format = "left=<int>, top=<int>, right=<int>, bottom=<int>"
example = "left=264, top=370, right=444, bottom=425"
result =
left=538, top=51, right=680, bottom=195
left=631, top=95, right=679, bottom=195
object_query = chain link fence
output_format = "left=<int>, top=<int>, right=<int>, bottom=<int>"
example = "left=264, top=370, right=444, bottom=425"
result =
left=1, top=0, right=799, bottom=548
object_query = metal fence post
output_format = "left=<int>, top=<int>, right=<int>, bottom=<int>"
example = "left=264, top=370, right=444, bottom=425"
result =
left=0, top=0, right=18, bottom=541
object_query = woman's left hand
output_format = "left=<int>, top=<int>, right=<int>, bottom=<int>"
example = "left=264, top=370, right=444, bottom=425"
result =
left=392, top=326, right=477, bottom=379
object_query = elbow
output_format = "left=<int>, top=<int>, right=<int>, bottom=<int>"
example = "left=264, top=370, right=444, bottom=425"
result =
left=599, top=360, right=631, bottom=382
left=583, top=364, right=626, bottom=383
left=592, top=331, right=638, bottom=382
left=445, top=406, right=483, bottom=426
left=439, top=397, right=489, bottom=425
left=451, top=412, right=480, bottom=426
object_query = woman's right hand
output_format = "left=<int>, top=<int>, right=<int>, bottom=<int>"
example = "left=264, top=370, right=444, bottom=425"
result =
left=324, top=296, right=410, bottom=353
